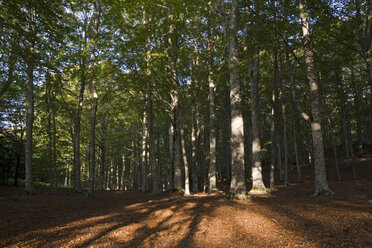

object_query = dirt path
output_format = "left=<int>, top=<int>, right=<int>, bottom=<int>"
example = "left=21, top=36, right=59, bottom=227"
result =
left=1, top=158, right=371, bottom=248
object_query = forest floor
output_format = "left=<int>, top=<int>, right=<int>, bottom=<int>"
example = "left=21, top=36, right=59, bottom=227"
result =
left=0, top=153, right=371, bottom=248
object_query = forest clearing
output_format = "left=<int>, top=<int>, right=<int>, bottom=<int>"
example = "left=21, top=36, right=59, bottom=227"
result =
left=1, top=155, right=371, bottom=248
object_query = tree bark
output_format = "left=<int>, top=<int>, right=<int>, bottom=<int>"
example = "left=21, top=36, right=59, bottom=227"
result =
left=324, top=101, right=342, bottom=181
left=73, top=23, right=88, bottom=193
left=249, top=48, right=267, bottom=196
left=228, top=0, right=247, bottom=199
left=279, top=62, right=289, bottom=187
left=270, top=49, right=278, bottom=190
left=99, top=118, right=107, bottom=191
left=168, top=124, right=174, bottom=191
left=88, top=1, right=101, bottom=197
left=140, top=113, right=148, bottom=192
left=299, top=0, right=333, bottom=195
left=285, top=50, right=302, bottom=183
left=143, top=11, right=158, bottom=195
left=25, top=7, right=36, bottom=195
left=207, top=14, right=217, bottom=192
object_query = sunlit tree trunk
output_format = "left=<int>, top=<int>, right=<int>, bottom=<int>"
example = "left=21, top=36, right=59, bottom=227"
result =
left=88, top=2, right=101, bottom=197
left=299, top=0, right=333, bottom=195
left=207, top=12, right=217, bottom=192
left=270, top=90, right=276, bottom=190
left=249, top=49, right=267, bottom=196
left=167, top=18, right=185, bottom=192
left=140, top=113, right=148, bottom=192
left=227, top=0, right=246, bottom=199
left=178, top=106, right=190, bottom=196
left=143, top=11, right=158, bottom=195
left=191, top=49, right=199, bottom=192
left=168, top=124, right=174, bottom=191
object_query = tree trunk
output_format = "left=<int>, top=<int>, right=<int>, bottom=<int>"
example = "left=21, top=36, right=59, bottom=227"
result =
left=88, top=2, right=101, bottom=197
left=270, top=49, right=278, bottom=190
left=25, top=7, right=36, bottom=195
left=143, top=11, right=158, bottom=195
left=208, top=18, right=217, bottom=192
left=73, top=27, right=88, bottom=193
left=299, top=0, right=333, bottom=195
left=99, top=118, right=107, bottom=191
left=270, top=91, right=276, bottom=190
left=228, top=0, right=246, bottom=199
left=46, top=70, right=53, bottom=192
left=279, top=65, right=289, bottom=187
left=52, top=86, right=57, bottom=193
left=323, top=99, right=342, bottom=181
left=285, top=50, right=302, bottom=183
left=351, top=68, right=364, bottom=155
left=140, top=113, right=148, bottom=192
left=168, top=18, right=183, bottom=192
left=249, top=49, right=267, bottom=196
left=191, top=52, right=199, bottom=193
left=168, top=124, right=174, bottom=191
left=178, top=105, right=190, bottom=196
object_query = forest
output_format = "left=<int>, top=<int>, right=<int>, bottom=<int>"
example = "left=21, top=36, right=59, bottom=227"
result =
left=0, top=0, right=371, bottom=247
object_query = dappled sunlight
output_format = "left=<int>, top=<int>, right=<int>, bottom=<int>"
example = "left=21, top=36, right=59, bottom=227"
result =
left=1, top=182, right=371, bottom=248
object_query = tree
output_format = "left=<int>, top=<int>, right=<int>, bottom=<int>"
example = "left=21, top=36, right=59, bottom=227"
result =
left=228, top=0, right=247, bottom=199
left=299, top=0, right=333, bottom=195
left=88, top=1, right=101, bottom=197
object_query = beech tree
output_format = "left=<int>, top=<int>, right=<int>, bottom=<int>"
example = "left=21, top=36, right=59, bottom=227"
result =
left=2, top=0, right=370, bottom=197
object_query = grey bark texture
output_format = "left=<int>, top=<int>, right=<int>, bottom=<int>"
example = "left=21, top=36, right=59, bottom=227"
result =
left=228, top=0, right=247, bottom=199
left=299, top=0, right=333, bottom=195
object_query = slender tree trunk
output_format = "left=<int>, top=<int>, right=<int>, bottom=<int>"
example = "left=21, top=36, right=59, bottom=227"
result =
left=99, top=118, right=107, bottom=191
left=140, top=113, right=148, bottom=192
left=191, top=57, right=199, bottom=193
left=227, top=0, right=246, bottom=199
left=178, top=105, right=190, bottom=196
left=73, top=30, right=87, bottom=193
left=285, top=50, right=302, bottom=183
left=299, top=0, right=333, bottom=195
left=279, top=66, right=289, bottom=187
left=52, top=87, right=57, bottom=193
left=249, top=49, right=267, bottom=196
left=143, top=11, right=158, bottom=195
left=191, top=114, right=199, bottom=192
left=168, top=124, right=174, bottom=191
left=168, top=19, right=183, bottom=192
left=88, top=2, right=101, bottom=197
left=270, top=92, right=276, bottom=190
left=270, top=49, right=278, bottom=190
left=208, top=17, right=217, bottom=192
left=46, top=71, right=53, bottom=192
left=324, top=102, right=341, bottom=181
left=25, top=7, right=36, bottom=195
left=351, top=68, right=364, bottom=155
left=14, top=152, right=21, bottom=186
